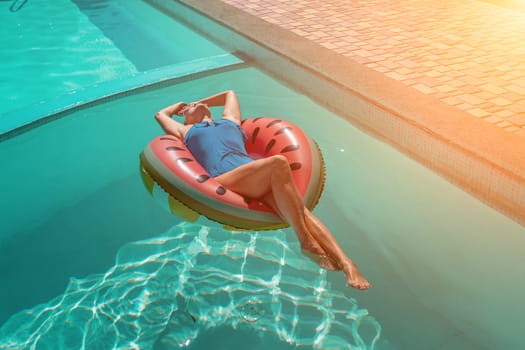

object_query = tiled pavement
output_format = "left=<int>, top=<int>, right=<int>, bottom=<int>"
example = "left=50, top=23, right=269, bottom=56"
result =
left=221, top=0, right=525, bottom=137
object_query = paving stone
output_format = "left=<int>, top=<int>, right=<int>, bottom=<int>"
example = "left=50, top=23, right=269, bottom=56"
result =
left=495, top=110, right=514, bottom=118
left=467, top=108, right=490, bottom=118
left=386, top=71, right=408, bottom=81
left=485, top=116, right=503, bottom=124
left=481, top=83, right=507, bottom=95
left=436, top=84, right=457, bottom=93
left=413, top=83, right=436, bottom=94
left=497, top=121, right=513, bottom=128
left=490, top=97, right=512, bottom=107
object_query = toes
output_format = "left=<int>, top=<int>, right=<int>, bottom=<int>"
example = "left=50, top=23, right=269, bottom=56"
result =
left=358, top=282, right=371, bottom=290
left=347, top=278, right=371, bottom=290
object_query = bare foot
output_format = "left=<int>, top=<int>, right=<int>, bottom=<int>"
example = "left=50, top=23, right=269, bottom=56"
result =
left=342, top=262, right=371, bottom=290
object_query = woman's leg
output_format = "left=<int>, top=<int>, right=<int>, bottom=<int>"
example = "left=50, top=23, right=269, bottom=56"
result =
left=260, top=192, right=340, bottom=271
left=263, top=189, right=370, bottom=289
left=303, top=209, right=370, bottom=289
left=215, top=156, right=319, bottom=254
left=215, top=155, right=370, bottom=290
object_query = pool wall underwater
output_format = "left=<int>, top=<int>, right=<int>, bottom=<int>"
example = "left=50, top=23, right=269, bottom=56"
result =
left=0, top=0, right=524, bottom=349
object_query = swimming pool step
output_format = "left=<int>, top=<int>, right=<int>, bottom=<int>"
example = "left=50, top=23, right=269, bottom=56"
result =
left=72, top=0, right=226, bottom=71
left=72, top=0, right=179, bottom=71
left=0, top=53, right=244, bottom=138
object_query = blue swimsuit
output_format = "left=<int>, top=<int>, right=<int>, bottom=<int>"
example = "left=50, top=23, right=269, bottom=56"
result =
left=184, top=119, right=253, bottom=177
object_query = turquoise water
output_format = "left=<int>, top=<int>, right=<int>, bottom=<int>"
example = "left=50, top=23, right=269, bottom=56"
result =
left=1, top=0, right=524, bottom=349
left=0, top=69, right=385, bottom=349
left=2, top=65, right=524, bottom=349
left=0, top=223, right=380, bottom=349
left=0, top=0, right=226, bottom=114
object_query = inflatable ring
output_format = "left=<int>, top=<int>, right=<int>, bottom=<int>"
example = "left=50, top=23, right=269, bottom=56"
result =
left=140, top=117, right=326, bottom=230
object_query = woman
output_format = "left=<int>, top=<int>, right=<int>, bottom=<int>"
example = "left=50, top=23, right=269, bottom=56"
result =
left=155, top=90, right=370, bottom=290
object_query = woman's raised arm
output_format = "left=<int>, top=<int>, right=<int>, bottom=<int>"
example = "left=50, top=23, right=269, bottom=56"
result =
left=196, top=90, right=242, bottom=124
left=155, top=102, right=187, bottom=139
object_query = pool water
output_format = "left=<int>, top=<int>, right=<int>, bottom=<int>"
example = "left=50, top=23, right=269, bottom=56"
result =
left=0, top=222, right=381, bottom=349
left=0, top=0, right=226, bottom=115
left=0, top=68, right=385, bottom=349
left=1, top=1, right=524, bottom=349
left=2, top=65, right=524, bottom=349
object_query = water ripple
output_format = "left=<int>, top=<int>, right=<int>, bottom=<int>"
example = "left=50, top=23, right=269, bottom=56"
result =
left=0, top=0, right=137, bottom=114
left=0, top=223, right=382, bottom=349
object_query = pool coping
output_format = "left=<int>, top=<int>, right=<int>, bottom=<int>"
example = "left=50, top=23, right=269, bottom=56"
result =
left=167, top=0, right=525, bottom=227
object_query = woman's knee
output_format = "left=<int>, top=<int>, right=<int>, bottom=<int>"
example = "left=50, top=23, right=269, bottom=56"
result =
left=268, top=155, right=292, bottom=179
left=268, top=155, right=289, bottom=170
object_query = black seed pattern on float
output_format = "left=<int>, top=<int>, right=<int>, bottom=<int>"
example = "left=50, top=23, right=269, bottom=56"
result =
left=216, top=186, right=227, bottom=195
left=252, top=127, right=260, bottom=143
left=274, top=127, right=292, bottom=136
left=265, top=139, right=276, bottom=154
left=289, top=162, right=302, bottom=170
left=281, top=144, right=300, bottom=153
left=176, top=158, right=193, bottom=163
left=166, top=146, right=185, bottom=151
left=196, top=175, right=210, bottom=183
left=266, top=119, right=282, bottom=128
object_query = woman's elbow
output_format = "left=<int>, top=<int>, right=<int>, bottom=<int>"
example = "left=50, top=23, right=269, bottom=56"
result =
left=154, top=112, right=164, bottom=123
left=154, top=112, right=169, bottom=128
